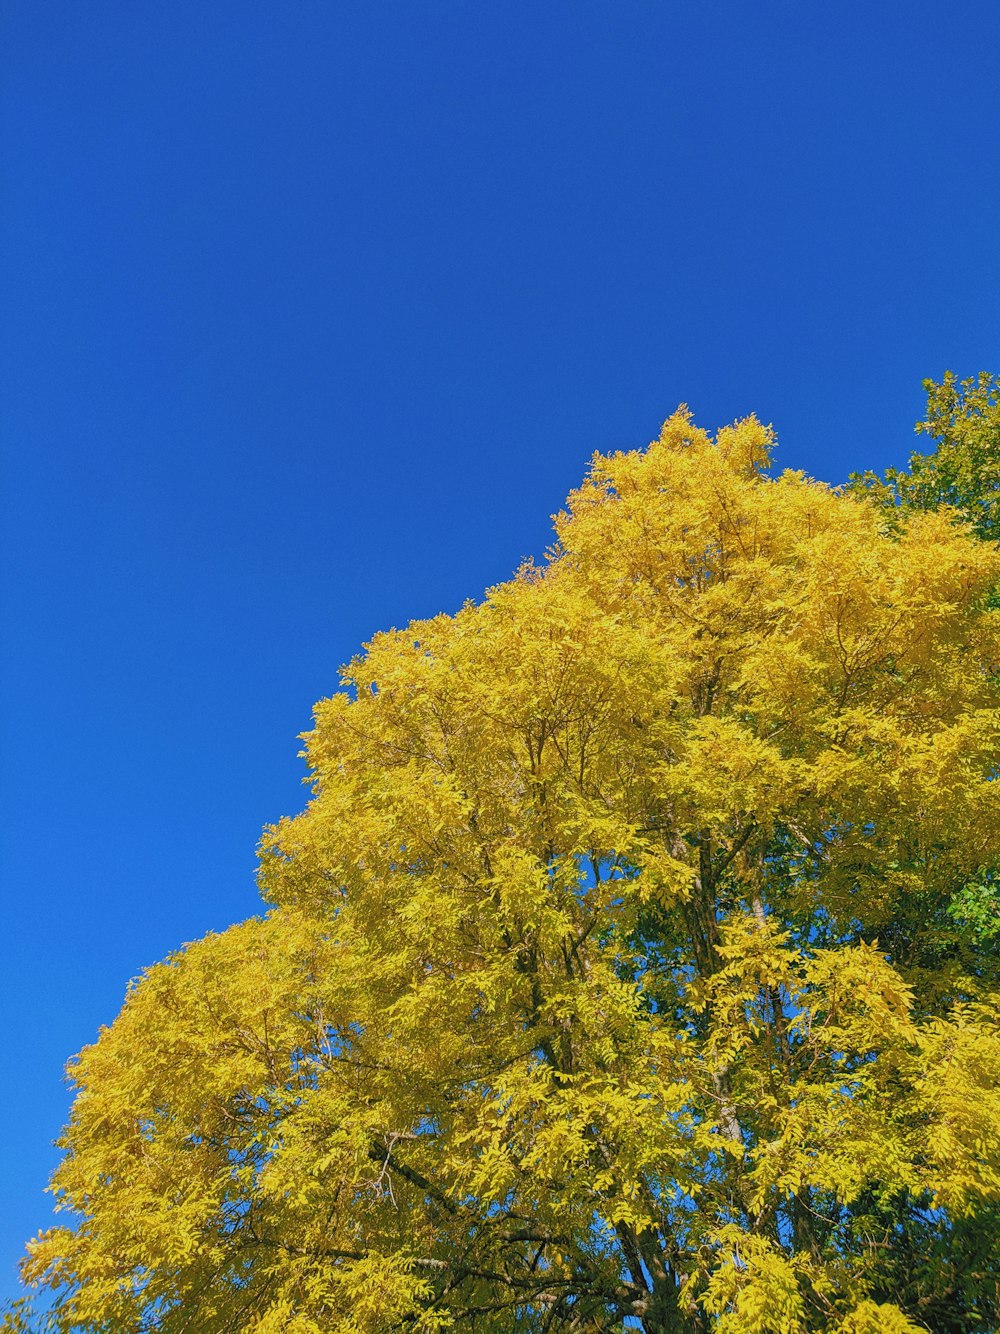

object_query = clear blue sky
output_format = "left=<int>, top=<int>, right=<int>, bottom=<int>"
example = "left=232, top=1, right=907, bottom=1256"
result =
left=1, top=0, right=998, bottom=1303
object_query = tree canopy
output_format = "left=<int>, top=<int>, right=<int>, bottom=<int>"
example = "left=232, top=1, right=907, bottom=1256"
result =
left=10, top=398, right=1000, bottom=1332
left=849, top=371, right=1000, bottom=541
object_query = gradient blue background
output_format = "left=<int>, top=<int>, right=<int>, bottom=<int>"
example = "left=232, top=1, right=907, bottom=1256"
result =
left=2, top=0, right=999, bottom=1303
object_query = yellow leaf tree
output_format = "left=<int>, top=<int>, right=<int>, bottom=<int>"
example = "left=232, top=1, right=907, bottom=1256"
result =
left=12, top=408, right=1000, bottom=1332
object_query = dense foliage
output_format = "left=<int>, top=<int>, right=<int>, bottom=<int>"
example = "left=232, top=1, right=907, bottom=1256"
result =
left=9, top=388, right=1000, bottom=1332
left=850, top=371, right=1000, bottom=541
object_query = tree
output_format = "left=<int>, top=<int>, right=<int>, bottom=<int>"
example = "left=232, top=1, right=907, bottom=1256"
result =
left=849, top=371, right=1000, bottom=540
left=11, top=410, right=1000, bottom=1332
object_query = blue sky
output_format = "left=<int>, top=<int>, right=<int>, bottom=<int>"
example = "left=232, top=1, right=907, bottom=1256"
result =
left=1, top=0, right=998, bottom=1304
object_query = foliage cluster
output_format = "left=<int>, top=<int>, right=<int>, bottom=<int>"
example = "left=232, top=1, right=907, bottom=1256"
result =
left=8, top=377, right=1000, bottom=1332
